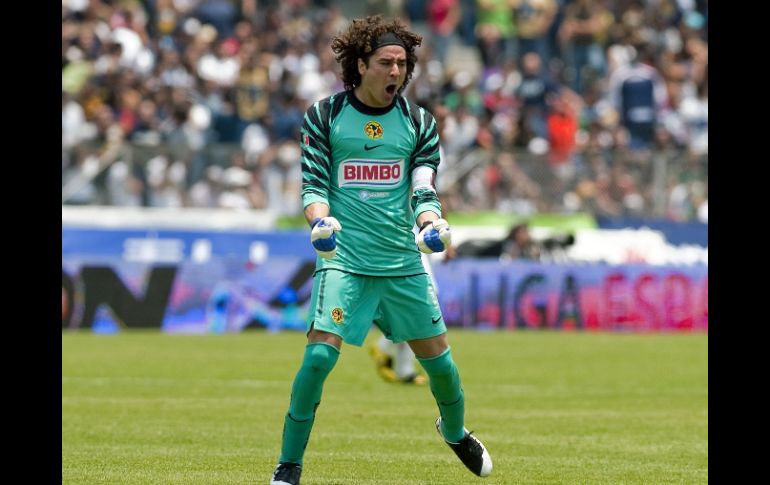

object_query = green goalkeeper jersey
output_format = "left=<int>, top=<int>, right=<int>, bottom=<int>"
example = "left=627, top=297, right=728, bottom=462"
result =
left=301, top=90, right=442, bottom=276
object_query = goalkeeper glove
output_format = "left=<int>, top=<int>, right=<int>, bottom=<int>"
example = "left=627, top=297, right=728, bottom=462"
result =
left=417, top=218, right=451, bottom=254
left=310, top=217, right=342, bottom=259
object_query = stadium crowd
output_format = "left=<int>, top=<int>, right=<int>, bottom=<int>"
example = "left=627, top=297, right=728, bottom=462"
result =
left=62, top=0, right=707, bottom=223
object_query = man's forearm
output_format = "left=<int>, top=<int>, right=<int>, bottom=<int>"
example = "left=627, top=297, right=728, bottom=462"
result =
left=416, top=210, right=440, bottom=229
left=305, top=202, right=330, bottom=226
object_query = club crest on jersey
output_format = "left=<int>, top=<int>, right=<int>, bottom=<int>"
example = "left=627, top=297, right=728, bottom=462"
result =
left=338, top=159, right=404, bottom=188
left=331, top=307, right=344, bottom=324
left=364, top=121, right=384, bottom=139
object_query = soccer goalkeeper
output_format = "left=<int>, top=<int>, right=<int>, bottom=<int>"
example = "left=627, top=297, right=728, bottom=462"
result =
left=269, top=15, right=492, bottom=485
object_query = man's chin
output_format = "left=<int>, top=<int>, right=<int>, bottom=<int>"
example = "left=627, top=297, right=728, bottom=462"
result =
left=383, top=88, right=398, bottom=102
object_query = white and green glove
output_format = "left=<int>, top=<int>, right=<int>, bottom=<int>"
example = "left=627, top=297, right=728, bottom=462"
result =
left=417, top=218, right=451, bottom=254
left=310, top=216, right=342, bottom=258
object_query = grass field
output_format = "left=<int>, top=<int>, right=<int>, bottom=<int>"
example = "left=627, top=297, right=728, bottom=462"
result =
left=62, top=330, right=708, bottom=484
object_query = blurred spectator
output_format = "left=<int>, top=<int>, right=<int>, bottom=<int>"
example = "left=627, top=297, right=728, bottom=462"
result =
left=365, top=0, right=406, bottom=18
left=515, top=52, right=559, bottom=145
left=678, top=79, right=707, bottom=157
left=696, top=198, right=707, bottom=224
left=456, top=0, right=479, bottom=46
left=442, top=104, right=480, bottom=155
left=260, top=140, right=302, bottom=215
left=559, top=0, right=611, bottom=96
left=197, top=38, right=241, bottom=87
left=146, top=155, right=187, bottom=207
left=218, top=166, right=257, bottom=209
left=193, top=0, right=239, bottom=38
left=488, top=151, right=542, bottom=213
left=426, top=0, right=462, bottom=65
left=514, top=0, right=558, bottom=66
left=270, top=92, right=305, bottom=142
left=500, top=222, right=542, bottom=260
left=62, top=91, right=95, bottom=152
left=474, top=0, right=518, bottom=67
left=235, top=50, right=271, bottom=124
left=130, top=99, right=163, bottom=145
left=546, top=87, right=580, bottom=171
left=189, top=165, right=224, bottom=207
left=606, top=41, right=669, bottom=154
left=454, top=221, right=545, bottom=261
left=481, top=70, right=518, bottom=148
left=405, top=0, right=430, bottom=24
left=444, top=70, right=484, bottom=114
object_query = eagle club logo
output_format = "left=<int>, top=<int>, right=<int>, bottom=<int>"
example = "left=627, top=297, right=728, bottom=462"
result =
left=331, top=307, right=344, bottom=324
left=364, top=121, right=384, bottom=139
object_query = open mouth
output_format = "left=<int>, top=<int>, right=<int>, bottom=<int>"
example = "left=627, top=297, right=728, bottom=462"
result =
left=385, top=84, right=397, bottom=95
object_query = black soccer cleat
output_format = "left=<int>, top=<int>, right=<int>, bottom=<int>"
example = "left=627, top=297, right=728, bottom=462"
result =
left=270, top=462, right=302, bottom=485
left=436, top=417, right=493, bottom=477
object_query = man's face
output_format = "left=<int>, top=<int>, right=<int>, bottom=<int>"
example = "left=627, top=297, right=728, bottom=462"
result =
left=356, top=45, right=407, bottom=107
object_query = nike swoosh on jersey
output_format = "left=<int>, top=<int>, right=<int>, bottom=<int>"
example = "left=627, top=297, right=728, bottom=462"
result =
left=364, top=143, right=384, bottom=151
left=431, top=316, right=442, bottom=324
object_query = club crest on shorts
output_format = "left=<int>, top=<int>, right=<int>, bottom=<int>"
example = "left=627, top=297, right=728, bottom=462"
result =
left=331, top=307, right=344, bottom=324
left=364, top=121, right=383, bottom=139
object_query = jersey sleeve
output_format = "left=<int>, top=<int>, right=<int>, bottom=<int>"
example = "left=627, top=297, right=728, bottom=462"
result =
left=300, top=96, right=334, bottom=209
left=410, top=103, right=441, bottom=172
left=407, top=101, right=442, bottom=220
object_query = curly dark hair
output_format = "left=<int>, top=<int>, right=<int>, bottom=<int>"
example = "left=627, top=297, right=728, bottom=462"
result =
left=330, top=15, right=422, bottom=94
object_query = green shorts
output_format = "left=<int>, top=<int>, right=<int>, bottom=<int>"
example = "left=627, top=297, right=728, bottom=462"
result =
left=307, top=269, right=447, bottom=346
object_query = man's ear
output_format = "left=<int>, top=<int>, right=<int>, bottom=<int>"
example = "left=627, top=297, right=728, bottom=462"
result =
left=358, top=58, right=367, bottom=76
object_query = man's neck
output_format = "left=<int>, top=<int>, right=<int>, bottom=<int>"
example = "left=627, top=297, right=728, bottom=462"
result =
left=347, top=89, right=397, bottom=115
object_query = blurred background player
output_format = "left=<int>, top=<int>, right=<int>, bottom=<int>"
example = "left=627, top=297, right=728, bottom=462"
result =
left=369, top=329, right=428, bottom=384
left=369, top=236, right=458, bottom=385
left=368, top=250, right=434, bottom=386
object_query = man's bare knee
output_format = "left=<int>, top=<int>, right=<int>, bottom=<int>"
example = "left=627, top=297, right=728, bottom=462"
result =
left=408, top=333, right=448, bottom=359
left=308, top=328, right=343, bottom=350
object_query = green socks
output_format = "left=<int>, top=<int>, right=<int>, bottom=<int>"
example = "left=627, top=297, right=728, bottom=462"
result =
left=417, top=347, right=466, bottom=443
left=278, top=343, right=465, bottom=464
left=279, top=342, right=340, bottom=465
